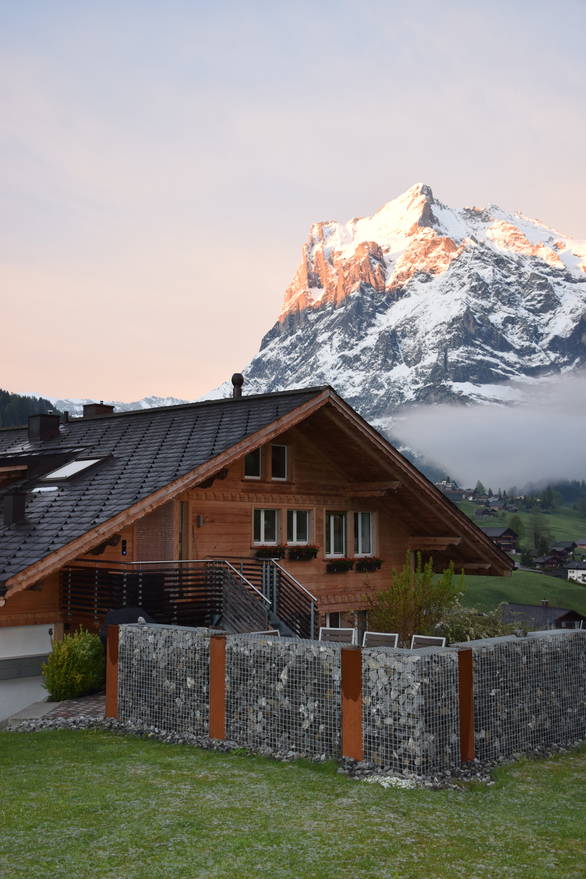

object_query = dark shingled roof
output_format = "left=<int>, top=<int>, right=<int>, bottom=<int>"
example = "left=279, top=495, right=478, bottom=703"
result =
left=480, top=527, right=516, bottom=538
left=0, top=387, right=325, bottom=584
left=501, top=602, right=586, bottom=628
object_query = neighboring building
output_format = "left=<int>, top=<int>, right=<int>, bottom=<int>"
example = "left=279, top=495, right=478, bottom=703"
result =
left=567, top=562, right=586, bottom=585
left=576, top=537, right=586, bottom=551
left=550, top=542, right=577, bottom=561
left=0, top=383, right=512, bottom=673
left=480, top=526, right=518, bottom=553
left=501, top=601, right=585, bottom=630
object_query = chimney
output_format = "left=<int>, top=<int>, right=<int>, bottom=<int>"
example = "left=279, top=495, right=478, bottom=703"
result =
left=541, top=599, right=549, bottom=607
left=28, top=413, right=60, bottom=443
left=231, top=373, right=244, bottom=399
left=4, top=491, right=26, bottom=526
left=82, top=401, right=115, bottom=418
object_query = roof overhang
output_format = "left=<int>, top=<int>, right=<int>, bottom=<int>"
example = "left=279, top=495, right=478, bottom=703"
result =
left=3, top=385, right=513, bottom=598
left=4, top=390, right=330, bottom=597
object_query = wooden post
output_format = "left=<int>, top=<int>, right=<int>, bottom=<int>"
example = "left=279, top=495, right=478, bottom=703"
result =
left=209, top=634, right=227, bottom=740
left=458, top=648, right=475, bottom=762
left=341, top=647, right=364, bottom=761
left=105, top=624, right=119, bottom=719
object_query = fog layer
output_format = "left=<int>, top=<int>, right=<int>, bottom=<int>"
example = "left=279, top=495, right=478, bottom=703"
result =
left=390, top=372, right=586, bottom=489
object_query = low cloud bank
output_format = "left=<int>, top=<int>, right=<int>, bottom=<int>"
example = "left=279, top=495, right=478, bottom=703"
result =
left=390, top=372, right=586, bottom=490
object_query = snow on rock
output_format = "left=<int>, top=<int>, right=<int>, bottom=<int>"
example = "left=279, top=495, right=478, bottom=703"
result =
left=227, top=183, right=586, bottom=420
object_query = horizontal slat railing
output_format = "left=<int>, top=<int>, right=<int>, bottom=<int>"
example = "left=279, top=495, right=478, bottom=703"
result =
left=62, top=559, right=272, bottom=633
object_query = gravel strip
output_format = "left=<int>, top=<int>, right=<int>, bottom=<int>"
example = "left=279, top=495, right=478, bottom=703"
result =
left=6, top=714, right=584, bottom=789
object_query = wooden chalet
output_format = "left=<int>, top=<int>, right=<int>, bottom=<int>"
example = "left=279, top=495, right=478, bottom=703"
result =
left=0, top=382, right=512, bottom=670
left=480, top=526, right=518, bottom=553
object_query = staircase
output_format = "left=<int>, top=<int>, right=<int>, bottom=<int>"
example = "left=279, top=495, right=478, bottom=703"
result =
left=62, top=557, right=319, bottom=640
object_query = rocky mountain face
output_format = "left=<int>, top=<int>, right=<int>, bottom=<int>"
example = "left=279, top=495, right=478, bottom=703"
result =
left=216, top=184, right=586, bottom=423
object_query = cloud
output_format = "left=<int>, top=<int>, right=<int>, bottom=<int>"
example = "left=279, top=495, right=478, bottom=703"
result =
left=390, top=372, right=586, bottom=489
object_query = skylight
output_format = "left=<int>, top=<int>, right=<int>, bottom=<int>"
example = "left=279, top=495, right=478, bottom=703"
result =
left=42, top=458, right=103, bottom=481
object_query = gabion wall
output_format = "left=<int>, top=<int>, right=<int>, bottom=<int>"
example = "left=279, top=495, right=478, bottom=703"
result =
left=454, top=630, right=586, bottom=762
left=225, top=635, right=341, bottom=758
left=118, top=624, right=210, bottom=735
left=117, top=625, right=586, bottom=774
left=362, top=648, right=460, bottom=775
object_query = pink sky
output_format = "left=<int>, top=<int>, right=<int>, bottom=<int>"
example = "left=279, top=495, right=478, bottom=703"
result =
left=2, top=1, right=585, bottom=402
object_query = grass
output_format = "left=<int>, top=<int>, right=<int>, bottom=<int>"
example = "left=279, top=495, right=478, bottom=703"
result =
left=1, top=730, right=585, bottom=878
left=462, top=569, right=586, bottom=615
left=457, top=501, right=586, bottom=545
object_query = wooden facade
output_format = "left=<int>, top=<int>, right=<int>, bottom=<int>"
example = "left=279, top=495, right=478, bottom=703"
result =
left=1, top=394, right=512, bottom=633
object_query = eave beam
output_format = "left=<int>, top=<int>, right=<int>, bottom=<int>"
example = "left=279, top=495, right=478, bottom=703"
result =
left=408, top=536, right=463, bottom=551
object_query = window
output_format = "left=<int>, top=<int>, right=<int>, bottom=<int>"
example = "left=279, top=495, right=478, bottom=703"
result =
left=178, top=501, right=189, bottom=560
left=41, top=458, right=102, bottom=481
left=244, top=448, right=261, bottom=479
left=271, top=445, right=287, bottom=480
left=326, top=612, right=341, bottom=628
left=325, top=511, right=346, bottom=556
left=287, top=509, right=309, bottom=544
left=354, top=512, right=373, bottom=556
left=253, top=508, right=278, bottom=544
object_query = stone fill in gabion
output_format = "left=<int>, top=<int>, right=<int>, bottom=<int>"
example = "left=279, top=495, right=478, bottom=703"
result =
left=225, top=635, right=341, bottom=759
left=362, top=647, right=460, bottom=775
left=118, top=624, right=210, bottom=735
left=454, top=630, right=586, bottom=761
left=116, top=625, right=586, bottom=777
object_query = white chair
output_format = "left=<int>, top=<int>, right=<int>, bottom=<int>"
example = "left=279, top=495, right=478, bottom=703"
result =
left=247, top=629, right=281, bottom=637
left=410, top=634, right=446, bottom=649
left=318, top=627, right=358, bottom=645
left=362, top=631, right=399, bottom=648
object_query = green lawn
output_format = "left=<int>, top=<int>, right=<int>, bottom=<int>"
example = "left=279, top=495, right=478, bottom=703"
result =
left=457, top=501, right=586, bottom=545
left=462, top=569, right=586, bottom=615
left=1, top=730, right=585, bottom=878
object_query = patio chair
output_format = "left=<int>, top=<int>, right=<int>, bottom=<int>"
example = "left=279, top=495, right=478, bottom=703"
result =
left=318, top=627, right=358, bottom=645
left=247, top=629, right=281, bottom=637
left=362, top=631, right=399, bottom=648
left=410, top=634, right=446, bottom=649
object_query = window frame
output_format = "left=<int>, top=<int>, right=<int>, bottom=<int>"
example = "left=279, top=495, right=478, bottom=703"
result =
left=243, top=447, right=262, bottom=480
left=325, top=510, right=347, bottom=557
left=354, top=511, right=374, bottom=557
left=270, top=444, right=288, bottom=481
left=286, top=509, right=310, bottom=545
left=253, top=508, right=279, bottom=545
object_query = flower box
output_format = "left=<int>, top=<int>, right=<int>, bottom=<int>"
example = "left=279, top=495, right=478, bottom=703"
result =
left=325, top=558, right=354, bottom=574
left=355, top=557, right=383, bottom=573
left=287, top=545, right=319, bottom=561
left=254, top=545, right=286, bottom=559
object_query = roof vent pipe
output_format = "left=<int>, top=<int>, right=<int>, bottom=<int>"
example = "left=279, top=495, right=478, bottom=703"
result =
left=28, top=413, right=61, bottom=443
left=231, top=373, right=244, bottom=399
left=4, top=491, right=26, bottom=526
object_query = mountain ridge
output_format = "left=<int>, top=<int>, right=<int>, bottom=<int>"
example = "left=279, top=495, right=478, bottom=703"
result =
left=208, top=183, right=586, bottom=420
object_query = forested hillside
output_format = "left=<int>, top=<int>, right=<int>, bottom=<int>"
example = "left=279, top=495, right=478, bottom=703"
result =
left=0, top=389, right=58, bottom=427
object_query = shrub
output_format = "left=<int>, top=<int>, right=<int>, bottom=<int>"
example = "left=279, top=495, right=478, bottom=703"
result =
left=367, top=552, right=462, bottom=643
left=434, top=603, right=524, bottom=643
left=42, top=630, right=105, bottom=701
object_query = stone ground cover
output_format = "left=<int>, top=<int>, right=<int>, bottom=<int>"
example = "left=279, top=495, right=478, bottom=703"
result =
left=1, top=730, right=585, bottom=879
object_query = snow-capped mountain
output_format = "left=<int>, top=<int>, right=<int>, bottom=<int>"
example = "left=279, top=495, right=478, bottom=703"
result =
left=212, top=183, right=586, bottom=421
left=19, top=393, right=189, bottom=417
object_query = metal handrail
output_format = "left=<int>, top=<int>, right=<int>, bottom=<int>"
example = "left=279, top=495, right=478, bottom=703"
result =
left=69, top=557, right=271, bottom=605
left=222, top=560, right=271, bottom=605
left=269, top=560, right=319, bottom=603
